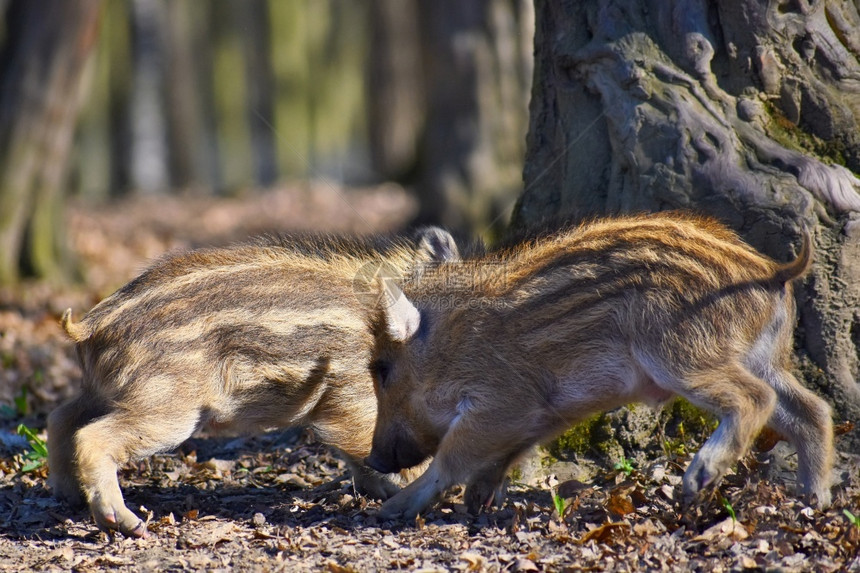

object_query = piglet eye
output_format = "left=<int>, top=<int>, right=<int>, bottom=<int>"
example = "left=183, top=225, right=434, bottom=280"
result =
left=372, top=359, right=391, bottom=388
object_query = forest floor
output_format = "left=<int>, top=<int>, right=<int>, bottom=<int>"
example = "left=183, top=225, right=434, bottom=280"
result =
left=0, top=184, right=858, bottom=572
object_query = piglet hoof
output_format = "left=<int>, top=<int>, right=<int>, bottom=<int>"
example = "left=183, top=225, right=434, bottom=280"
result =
left=464, top=477, right=508, bottom=515
left=100, top=517, right=148, bottom=539
left=682, top=455, right=722, bottom=502
left=125, top=520, right=149, bottom=539
left=97, top=517, right=148, bottom=539
left=92, top=502, right=149, bottom=538
left=805, top=489, right=832, bottom=511
left=377, top=503, right=406, bottom=521
left=493, top=478, right=510, bottom=509
left=377, top=493, right=419, bottom=522
left=352, top=471, right=401, bottom=501
left=464, top=486, right=489, bottom=515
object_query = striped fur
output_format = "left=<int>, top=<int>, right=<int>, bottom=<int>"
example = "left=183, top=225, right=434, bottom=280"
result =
left=47, top=228, right=458, bottom=537
left=367, top=212, right=833, bottom=520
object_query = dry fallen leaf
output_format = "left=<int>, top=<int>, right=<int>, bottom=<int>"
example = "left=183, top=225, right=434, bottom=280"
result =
left=607, top=488, right=635, bottom=517
left=325, top=561, right=357, bottom=573
left=632, top=519, right=664, bottom=538
left=202, top=458, right=235, bottom=476
left=253, top=529, right=276, bottom=540
left=180, top=521, right=241, bottom=549
left=659, top=484, right=675, bottom=500
left=579, top=522, right=630, bottom=545
left=693, top=518, right=749, bottom=542
left=511, top=557, right=539, bottom=572
left=46, top=546, right=75, bottom=563
left=276, top=473, right=311, bottom=488
left=459, top=552, right=484, bottom=570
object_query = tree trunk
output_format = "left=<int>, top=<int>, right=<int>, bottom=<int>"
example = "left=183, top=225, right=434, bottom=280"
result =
left=129, top=0, right=169, bottom=194
left=189, top=1, right=223, bottom=195
left=366, top=0, right=424, bottom=181
left=235, top=0, right=278, bottom=187
left=416, top=0, right=534, bottom=237
left=105, top=0, right=133, bottom=197
left=0, top=0, right=102, bottom=285
left=163, top=0, right=208, bottom=191
left=513, top=0, right=860, bottom=449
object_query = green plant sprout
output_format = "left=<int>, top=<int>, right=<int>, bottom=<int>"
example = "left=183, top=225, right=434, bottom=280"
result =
left=613, top=457, right=634, bottom=476
left=844, top=509, right=860, bottom=528
left=16, top=423, right=48, bottom=473
left=720, top=494, right=737, bottom=522
left=552, top=492, right=566, bottom=517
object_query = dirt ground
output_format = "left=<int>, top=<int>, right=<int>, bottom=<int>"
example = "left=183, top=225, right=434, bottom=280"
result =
left=1, top=185, right=858, bottom=572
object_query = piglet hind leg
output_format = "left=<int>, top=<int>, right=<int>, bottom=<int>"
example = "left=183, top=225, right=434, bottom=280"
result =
left=47, top=395, right=104, bottom=507
left=670, top=363, right=777, bottom=502
left=760, top=368, right=834, bottom=508
left=74, top=406, right=201, bottom=537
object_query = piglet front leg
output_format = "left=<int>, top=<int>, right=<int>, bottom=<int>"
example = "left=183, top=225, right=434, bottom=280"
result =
left=377, top=462, right=450, bottom=521
left=374, top=414, right=521, bottom=521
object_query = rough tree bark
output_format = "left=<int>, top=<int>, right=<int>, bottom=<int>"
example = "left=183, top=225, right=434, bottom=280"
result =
left=0, top=0, right=102, bottom=285
left=415, top=0, right=534, bottom=236
left=513, top=0, right=860, bottom=449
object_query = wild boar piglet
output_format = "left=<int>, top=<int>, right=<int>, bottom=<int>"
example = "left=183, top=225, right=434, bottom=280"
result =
left=48, top=227, right=458, bottom=537
left=366, top=212, right=834, bottom=520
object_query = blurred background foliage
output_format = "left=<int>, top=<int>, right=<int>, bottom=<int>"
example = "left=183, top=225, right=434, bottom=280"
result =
left=0, top=0, right=535, bottom=286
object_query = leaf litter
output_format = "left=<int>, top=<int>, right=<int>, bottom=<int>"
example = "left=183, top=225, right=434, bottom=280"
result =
left=0, top=185, right=859, bottom=571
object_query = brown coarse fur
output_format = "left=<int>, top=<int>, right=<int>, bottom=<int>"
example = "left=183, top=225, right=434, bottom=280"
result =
left=367, top=212, right=833, bottom=521
left=48, top=228, right=458, bottom=537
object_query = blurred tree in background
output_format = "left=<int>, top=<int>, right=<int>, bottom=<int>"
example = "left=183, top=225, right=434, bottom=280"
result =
left=77, top=0, right=533, bottom=214
left=80, top=0, right=372, bottom=198
left=368, top=0, right=533, bottom=235
left=0, top=0, right=102, bottom=285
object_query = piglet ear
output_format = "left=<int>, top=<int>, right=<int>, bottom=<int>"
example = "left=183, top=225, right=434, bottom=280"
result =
left=415, top=226, right=459, bottom=262
left=382, top=284, right=421, bottom=342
